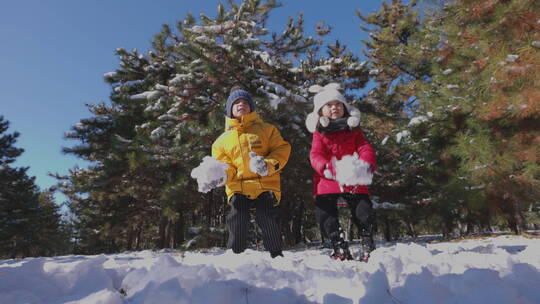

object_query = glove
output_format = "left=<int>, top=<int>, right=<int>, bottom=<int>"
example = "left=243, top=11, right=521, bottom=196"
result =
left=323, top=157, right=337, bottom=180
left=249, top=152, right=268, bottom=176
left=191, top=156, right=228, bottom=193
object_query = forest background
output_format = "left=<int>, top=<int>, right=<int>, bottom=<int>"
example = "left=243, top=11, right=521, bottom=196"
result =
left=1, top=0, right=539, bottom=259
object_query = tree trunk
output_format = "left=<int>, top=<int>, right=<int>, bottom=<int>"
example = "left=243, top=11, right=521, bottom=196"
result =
left=383, top=216, right=391, bottom=241
left=291, top=201, right=304, bottom=244
left=511, top=200, right=525, bottom=235
left=406, top=222, right=416, bottom=238
left=158, top=214, right=168, bottom=249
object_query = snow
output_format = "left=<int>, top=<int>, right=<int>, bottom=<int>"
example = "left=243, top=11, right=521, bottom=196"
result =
left=114, top=135, right=132, bottom=144
left=314, top=65, right=331, bottom=72
left=154, top=84, right=170, bottom=92
left=334, top=153, right=373, bottom=186
left=408, top=115, right=429, bottom=126
left=1, top=235, right=539, bottom=304
left=169, top=73, right=191, bottom=86
left=506, top=54, right=519, bottom=63
left=256, top=78, right=307, bottom=105
left=150, top=127, right=166, bottom=141
left=103, top=72, right=118, bottom=82
left=130, top=91, right=161, bottom=101
left=157, top=114, right=178, bottom=121
left=373, top=201, right=406, bottom=210
left=189, top=22, right=235, bottom=34
left=396, top=130, right=410, bottom=143
left=190, top=156, right=228, bottom=193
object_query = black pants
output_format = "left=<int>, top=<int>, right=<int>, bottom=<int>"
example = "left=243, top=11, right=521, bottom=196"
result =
left=227, top=192, right=282, bottom=253
left=315, top=193, right=376, bottom=253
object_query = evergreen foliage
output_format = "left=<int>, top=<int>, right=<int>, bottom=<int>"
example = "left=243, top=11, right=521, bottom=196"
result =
left=55, top=0, right=540, bottom=254
left=0, top=116, right=70, bottom=258
left=361, top=0, right=540, bottom=237
left=58, top=0, right=371, bottom=252
left=418, top=0, right=540, bottom=234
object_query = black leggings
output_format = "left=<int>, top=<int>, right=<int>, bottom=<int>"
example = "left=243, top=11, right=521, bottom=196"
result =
left=227, top=192, right=282, bottom=253
left=315, top=193, right=376, bottom=251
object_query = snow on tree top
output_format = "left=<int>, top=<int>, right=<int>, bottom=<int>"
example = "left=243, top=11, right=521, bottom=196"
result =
left=189, top=21, right=236, bottom=34
left=102, top=72, right=118, bottom=82
left=131, top=90, right=161, bottom=101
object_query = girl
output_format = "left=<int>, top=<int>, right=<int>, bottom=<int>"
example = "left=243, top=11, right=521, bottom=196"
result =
left=306, top=83, right=377, bottom=262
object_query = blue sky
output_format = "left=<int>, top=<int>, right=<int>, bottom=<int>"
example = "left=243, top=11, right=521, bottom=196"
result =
left=1, top=0, right=383, bottom=204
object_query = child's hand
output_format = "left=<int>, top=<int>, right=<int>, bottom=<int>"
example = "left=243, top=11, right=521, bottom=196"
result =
left=249, top=152, right=268, bottom=176
left=323, top=157, right=337, bottom=180
left=323, top=164, right=334, bottom=180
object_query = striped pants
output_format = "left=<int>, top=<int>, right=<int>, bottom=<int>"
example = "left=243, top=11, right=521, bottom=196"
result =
left=227, top=192, right=283, bottom=254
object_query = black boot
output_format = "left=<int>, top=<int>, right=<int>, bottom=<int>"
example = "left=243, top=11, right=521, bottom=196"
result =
left=270, top=251, right=284, bottom=258
left=330, top=240, right=353, bottom=261
left=358, top=235, right=375, bottom=262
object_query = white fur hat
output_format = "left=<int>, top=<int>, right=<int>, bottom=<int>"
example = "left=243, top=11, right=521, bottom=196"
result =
left=305, top=83, right=361, bottom=133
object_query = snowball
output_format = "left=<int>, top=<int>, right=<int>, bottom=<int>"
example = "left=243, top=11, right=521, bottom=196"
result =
left=334, top=153, right=373, bottom=186
left=190, top=156, right=228, bottom=193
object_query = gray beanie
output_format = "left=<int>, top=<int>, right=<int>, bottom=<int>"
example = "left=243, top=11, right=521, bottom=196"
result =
left=225, top=89, right=255, bottom=117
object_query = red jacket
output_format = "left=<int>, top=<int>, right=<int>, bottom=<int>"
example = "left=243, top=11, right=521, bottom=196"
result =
left=310, top=128, right=377, bottom=196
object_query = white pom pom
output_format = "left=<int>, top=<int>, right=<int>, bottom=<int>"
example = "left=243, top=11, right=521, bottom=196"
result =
left=308, top=85, right=324, bottom=93
left=349, top=107, right=361, bottom=118
left=305, top=112, right=319, bottom=133
left=319, top=116, right=330, bottom=127
left=324, top=83, right=341, bottom=91
left=347, top=116, right=360, bottom=128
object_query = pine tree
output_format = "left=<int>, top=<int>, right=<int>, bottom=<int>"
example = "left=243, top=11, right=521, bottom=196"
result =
left=60, top=0, right=343, bottom=251
left=358, top=0, right=451, bottom=237
left=362, top=0, right=540, bottom=236
left=0, top=116, right=70, bottom=258
left=416, top=0, right=540, bottom=234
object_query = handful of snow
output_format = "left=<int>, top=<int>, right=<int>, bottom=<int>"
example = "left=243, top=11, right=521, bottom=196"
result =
left=334, top=152, right=373, bottom=186
left=190, top=156, right=228, bottom=193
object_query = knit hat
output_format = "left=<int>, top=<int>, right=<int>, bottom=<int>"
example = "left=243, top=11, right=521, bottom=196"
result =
left=305, top=83, right=361, bottom=133
left=225, top=89, right=255, bottom=117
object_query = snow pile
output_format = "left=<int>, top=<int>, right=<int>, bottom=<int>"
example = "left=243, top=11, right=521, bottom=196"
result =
left=190, top=156, right=228, bottom=193
left=1, top=236, right=540, bottom=304
left=334, top=153, right=373, bottom=186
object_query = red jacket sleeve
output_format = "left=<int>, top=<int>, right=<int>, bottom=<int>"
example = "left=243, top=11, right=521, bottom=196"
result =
left=310, top=132, right=330, bottom=176
left=355, top=130, right=377, bottom=172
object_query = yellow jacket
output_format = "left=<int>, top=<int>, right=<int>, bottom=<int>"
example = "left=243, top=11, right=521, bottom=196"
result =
left=212, top=111, right=291, bottom=204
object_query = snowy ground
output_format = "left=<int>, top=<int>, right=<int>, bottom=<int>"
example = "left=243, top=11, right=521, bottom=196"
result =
left=1, top=235, right=540, bottom=304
